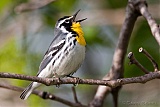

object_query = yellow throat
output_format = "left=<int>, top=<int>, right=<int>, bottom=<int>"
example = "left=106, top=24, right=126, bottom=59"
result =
left=71, top=22, right=86, bottom=46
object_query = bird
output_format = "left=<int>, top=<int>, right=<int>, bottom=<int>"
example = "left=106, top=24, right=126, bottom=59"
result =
left=20, top=10, right=87, bottom=100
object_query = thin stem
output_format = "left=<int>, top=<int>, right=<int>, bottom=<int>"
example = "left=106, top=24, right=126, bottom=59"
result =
left=0, top=83, right=87, bottom=107
left=139, top=47, right=159, bottom=71
left=72, top=86, right=79, bottom=103
left=128, top=52, right=149, bottom=74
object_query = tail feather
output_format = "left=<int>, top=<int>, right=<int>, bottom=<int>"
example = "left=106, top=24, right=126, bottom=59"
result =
left=20, top=82, right=34, bottom=100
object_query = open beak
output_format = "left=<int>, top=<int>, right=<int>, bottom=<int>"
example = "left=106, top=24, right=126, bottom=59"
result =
left=72, top=9, right=87, bottom=23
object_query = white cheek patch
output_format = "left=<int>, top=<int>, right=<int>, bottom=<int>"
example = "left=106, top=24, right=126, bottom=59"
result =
left=61, top=26, right=69, bottom=33
left=56, top=16, right=74, bottom=34
left=56, top=16, right=73, bottom=28
left=57, top=20, right=65, bottom=28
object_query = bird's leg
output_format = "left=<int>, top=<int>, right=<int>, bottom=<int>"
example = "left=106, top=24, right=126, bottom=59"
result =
left=53, top=72, right=62, bottom=88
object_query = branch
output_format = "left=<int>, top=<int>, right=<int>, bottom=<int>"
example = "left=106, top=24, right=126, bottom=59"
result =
left=72, top=86, right=80, bottom=104
left=136, top=0, right=160, bottom=45
left=90, top=0, right=160, bottom=106
left=0, top=72, right=119, bottom=87
left=1, top=71, right=160, bottom=96
left=0, top=82, right=87, bottom=107
left=90, top=0, right=140, bottom=107
left=128, top=52, right=149, bottom=74
left=139, top=47, right=159, bottom=71
left=1, top=70, right=160, bottom=107
left=14, top=0, right=57, bottom=13
left=0, top=71, right=160, bottom=89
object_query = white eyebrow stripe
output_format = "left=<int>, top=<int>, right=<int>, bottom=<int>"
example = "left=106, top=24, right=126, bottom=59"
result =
left=57, top=16, right=73, bottom=28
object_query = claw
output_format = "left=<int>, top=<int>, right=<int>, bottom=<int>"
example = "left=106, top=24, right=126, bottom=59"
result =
left=56, top=78, right=61, bottom=88
left=53, top=72, right=61, bottom=88
left=74, top=77, right=80, bottom=87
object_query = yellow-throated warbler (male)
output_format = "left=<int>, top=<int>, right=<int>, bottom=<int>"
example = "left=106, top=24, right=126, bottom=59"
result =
left=20, top=10, right=87, bottom=100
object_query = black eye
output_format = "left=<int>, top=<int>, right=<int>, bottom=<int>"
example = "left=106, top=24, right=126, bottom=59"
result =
left=65, top=20, right=70, bottom=23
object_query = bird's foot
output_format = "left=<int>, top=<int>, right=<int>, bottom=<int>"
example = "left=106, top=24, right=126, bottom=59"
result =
left=53, top=73, right=62, bottom=88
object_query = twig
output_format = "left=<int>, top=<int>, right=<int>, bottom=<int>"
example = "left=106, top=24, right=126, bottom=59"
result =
left=117, top=71, right=160, bottom=85
left=14, top=0, right=57, bottom=13
left=1, top=71, right=160, bottom=95
left=128, top=52, right=149, bottom=74
left=0, top=72, right=119, bottom=87
left=139, top=47, right=159, bottom=71
left=1, top=71, right=160, bottom=89
left=111, top=86, right=121, bottom=107
left=72, top=86, right=80, bottom=104
left=0, top=82, right=87, bottom=107
left=136, top=0, right=160, bottom=45
left=90, top=0, right=140, bottom=106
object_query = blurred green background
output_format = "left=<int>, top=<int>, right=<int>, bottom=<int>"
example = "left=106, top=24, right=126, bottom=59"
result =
left=0, top=0, right=160, bottom=107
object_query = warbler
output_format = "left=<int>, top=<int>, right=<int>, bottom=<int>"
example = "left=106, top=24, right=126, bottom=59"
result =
left=20, top=10, right=86, bottom=100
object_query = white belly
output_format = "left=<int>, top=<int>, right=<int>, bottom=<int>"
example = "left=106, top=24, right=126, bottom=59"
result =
left=54, top=43, right=85, bottom=77
left=38, top=40, right=85, bottom=79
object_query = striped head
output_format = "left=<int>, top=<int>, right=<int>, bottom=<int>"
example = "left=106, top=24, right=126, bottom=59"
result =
left=55, top=10, right=87, bottom=46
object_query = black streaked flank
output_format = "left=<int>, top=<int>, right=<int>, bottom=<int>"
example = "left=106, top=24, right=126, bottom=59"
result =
left=52, top=60, right=55, bottom=66
left=68, top=36, right=71, bottom=42
left=38, top=41, right=66, bottom=74
left=64, top=47, right=68, bottom=53
left=72, top=34, right=77, bottom=37
left=70, top=42, right=72, bottom=46
left=48, top=41, right=65, bottom=56
left=73, top=39, right=77, bottom=46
